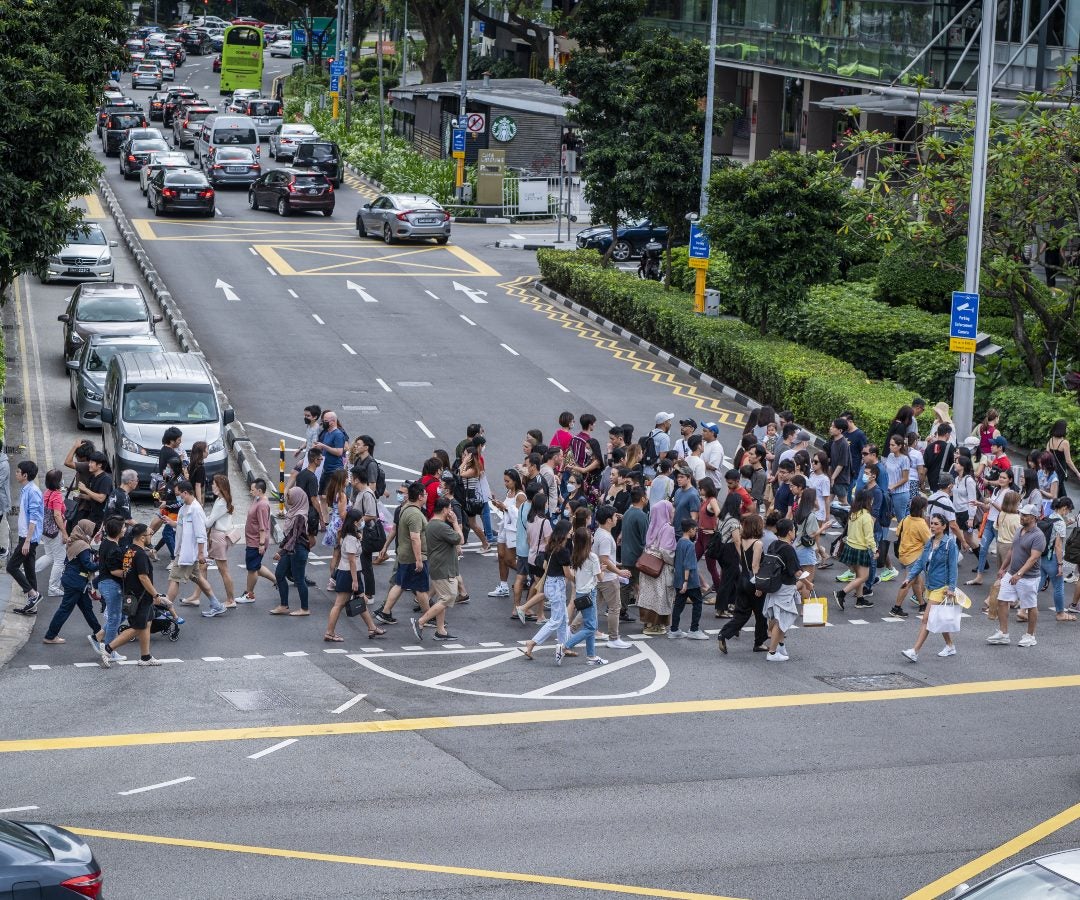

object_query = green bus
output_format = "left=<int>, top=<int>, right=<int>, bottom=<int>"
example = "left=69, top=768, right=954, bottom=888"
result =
left=219, top=24, right=264, bottom=94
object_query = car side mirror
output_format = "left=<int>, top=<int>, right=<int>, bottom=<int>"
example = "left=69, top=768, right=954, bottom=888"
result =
left=109, top=240, right=118, bottom=248
left=362, top=203, right=371, bottom=210
left=66, top=359, right=79, bottom=371
left=58, top=313, right=70, bottom=323
left=222, top=407, right=235, bottom=425
left=100, top=408, right=114, bottom=425
left=152, top=313, right=163, bottom=324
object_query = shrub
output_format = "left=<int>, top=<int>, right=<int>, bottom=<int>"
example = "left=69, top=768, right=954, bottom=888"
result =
left=845, top=261, right=878, bottom=282
left=893, top=349, right=957, bottom=405
left=666, top=247, right=735, bottom=298
left=537, top=249, right=926, bottom=446
left=989, top=386, right=1080, bottom=449
left=874, top=237, right=964, bottom=312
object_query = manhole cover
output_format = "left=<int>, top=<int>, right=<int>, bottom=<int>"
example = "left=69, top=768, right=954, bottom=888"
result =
left=816, top=673, right=926, bottom=692
left=216, top=689, right=294, bottom=711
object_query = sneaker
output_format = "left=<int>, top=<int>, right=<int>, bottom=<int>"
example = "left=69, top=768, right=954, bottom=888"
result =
left=718, top=637, right=728, bottom=654
left=889, top=606, right=909, bottom=618
left=412, top=603, right=422, bottom=613
left=98, top=644, right=113, bottom=668
left=374, top=610, right=396, bottom=625
left=410, top=618, right=423, bottom=641
left=766, top=651, right=787, bottom=662
left=878, top=567, right=899, bottom=582
left=854, top=599, right=874, bottom=609
left=554, top=643, right=565, bottom=666
left=110, top=651, right=127, bottom=662
left=201, top=605, right=226, bottom=618
left=432, top=631, right=457, bottom=641
left=513, top=606, right=527, bottom=625
left=1018, top=633, right=1037, bottom=648
left=986, top=631, right=1011, bottom=645
left=234, top=595, right=256, bottom=604
left=87, top=634, right=102, bottom=654
left=836, top=570, right=855, bottom=582
left=606, top=638, right=633, bottom=650
left=138, top=656, right=163, bottom=666
left=685, top=630, right=709, bottom=640
left=901, top=648, right=918, bottom=662
left=862, top=587, right=875, bottom=598
left=834, top=589, right=846, bottom=611
left=457, top=595, right=470, bottom=605
left=1064, top=570, right=1078, bottom=584
left=938, top=645, right=957, bottom=657
left=667, top=629, right=684, bottom=639
left=487, top=584, right=510, bottom=597
left=775, top=644, right=789, bottom=659
left=585, top=656, right=608, bottom=666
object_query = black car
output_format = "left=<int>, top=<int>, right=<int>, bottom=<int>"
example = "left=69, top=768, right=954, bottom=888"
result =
left=147, top=169, right=215, bottom=216
left=120, top=137, right=170, bottom=178
left=248, top=169, right=334, bottom=217
left=0, top=818, right=103, bottom=899
left=575, top=219, right=672, bottom=261
left=96, top=99, right=139, bottom=137
left=162, top=86, right=198, bottom=127
left=163, top=40, right=186, bottom=65
left=293, top=140, right=344, bottom=187
left=181, top=28, right=211, bottom=55
left=101, top=110, right=148, bottom=156
left=147, top=89, right=170, bottom=120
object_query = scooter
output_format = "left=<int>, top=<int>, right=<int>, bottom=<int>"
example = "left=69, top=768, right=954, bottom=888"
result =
left=637, top=240, right=663, bottom=281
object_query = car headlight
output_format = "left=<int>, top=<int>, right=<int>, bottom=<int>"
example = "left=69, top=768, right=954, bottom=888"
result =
left=81, top=378, right=103, bottom=402
left=71, top=333, right=85, bottom=345
left=207, top=438, right=224, bottom=454
left=119, top=435, right=148, bottom=455
left=100, top=254, right=112, bottom=266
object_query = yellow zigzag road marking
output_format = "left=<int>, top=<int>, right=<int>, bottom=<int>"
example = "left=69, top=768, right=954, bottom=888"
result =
left=501, top=276, right=745, bottom=426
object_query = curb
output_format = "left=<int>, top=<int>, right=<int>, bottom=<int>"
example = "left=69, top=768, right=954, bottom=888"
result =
left=97, top=177, right=274, bottom=490
left=496, top=240, right=577, bottom=251
left=531, top=280, right=829, bottom=449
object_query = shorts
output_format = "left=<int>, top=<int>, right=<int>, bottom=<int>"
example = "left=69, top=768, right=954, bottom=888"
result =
left=796, top=545, right=817, bottom=567
left=515, top=554, right=529, bottom=577
left=333, top=568, right=359, bottom=594
left=997, top=575, right=1039, bottom=609
left=245, top=547, right=265, bottom=572
left=393, top=560, right=430, bottom=594
left=319, top=467, right=344, bottom=493
left=127, top=595, right=155, bottom=629
left=169, top=562, right=197, bottom=583
left=432, top=576, right=459, bottom=605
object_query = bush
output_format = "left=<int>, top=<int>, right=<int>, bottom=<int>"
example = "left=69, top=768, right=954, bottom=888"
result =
left=537, top=249, right=926, bottom=446
left=845, top=261, right=878, bottom=282
left=874, top=237, right=964, bottom=312
left=989, top=386, right=1080, bottom=449
left=893, top=349, right=957, bottom=405
left=666, top=247, right=736, bottom=298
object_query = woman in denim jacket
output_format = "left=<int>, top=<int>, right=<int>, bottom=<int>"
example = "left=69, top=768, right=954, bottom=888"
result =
left=899, top=513, right=959, bottom=663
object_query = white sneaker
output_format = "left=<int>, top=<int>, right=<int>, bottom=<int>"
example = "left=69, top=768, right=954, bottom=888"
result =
left=110, top=651, right=127, bottom=662
left=775, top=644, right=789, bottom=659
left=606, top=638, right=633, bottom=650
left=137, top=656, right=163, bottom=666
left=1018, top=633, right=1037, bottom=648
left=766, top=651, right=788, bottom=662
left=234, top=595, right=256, bottom=604
left=685, top=630, right=709, bottom=641
left=595, top=632, right=609, bottom=641
left=585, top=656, right=608, bottom=666
left=667, top=629, right=684, bottom=639
left=487, top=584, right=510, bottom=597
left=937, top=645, right=957, bottom=657
left=986, top=631, right=1011, bottom=645
left=901, top=648, right=918, bottom=662
left=201, top=605, right=226, bottom=618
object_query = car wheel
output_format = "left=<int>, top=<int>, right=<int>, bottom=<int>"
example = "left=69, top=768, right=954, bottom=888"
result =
left=146, top=193, right=152, bottom=209
left=611, top=240, right=632, bottom=262
left=155, top=198, right=164, bottom=216
left=205, top=206, right=215, bottom=218
left=382, top=224, right=396, bottom=245
left=323, top=208, right=333, bottom=218
left=248, top=191, right=259, bottom=210
left=277, top=197, right=289, bottom=217
left=76, top=418, right=88, bottom=431
left=38, top=269, right=50, bottom=285
left=436, top=236, right=449, bottom=245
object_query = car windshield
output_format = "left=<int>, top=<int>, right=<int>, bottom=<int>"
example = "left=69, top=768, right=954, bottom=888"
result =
left=306, top=144, right=336, bottom=160
left=87, top=343, right=158, bottom=373
left=216, top=149, right=253, bottom=161
left=0, top=821, right=50, bottom=859
left=213, top=128, right=257, bottom=145
left=957, top=862, right=1078, bottom=897
left=76, top=296, right=147, bottom=323
left=293, top=175, right=326, bottom=187
left=186, top=110, right=212, bottom=122
left=123, top=384, right=217, bottom=424
left=67, top=228, right=107, bottom=247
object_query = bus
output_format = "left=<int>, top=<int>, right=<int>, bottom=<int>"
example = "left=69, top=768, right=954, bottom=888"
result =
left=219, top=24, right=264, bottom=94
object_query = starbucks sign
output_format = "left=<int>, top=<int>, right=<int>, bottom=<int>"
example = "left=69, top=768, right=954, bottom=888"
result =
left=491, top=115, right=517, bottom=142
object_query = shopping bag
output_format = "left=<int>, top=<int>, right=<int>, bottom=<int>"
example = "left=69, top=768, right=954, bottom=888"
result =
left=927, top=600, right=962, bottom=634
left=802, top=596, right=827, bottom=626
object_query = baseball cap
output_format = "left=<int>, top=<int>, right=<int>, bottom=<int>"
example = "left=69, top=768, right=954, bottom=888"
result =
left=655, top=411, right=674, bottom=426
left=991, top=436, right=1008, bottom=447
left=796, top=430, right=813, bottom=442
left=679, top=418, right=697, bottom=429
left=1019, top=503, right=1040, bottom=517
left=937, top=472, right=954, bottom=487
left=702, top=422, right=719, bottom=434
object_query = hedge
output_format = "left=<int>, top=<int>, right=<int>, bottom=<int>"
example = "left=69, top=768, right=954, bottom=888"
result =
left=894, top=349, right=957, bottom=405
left=537, top=249, right=927, bottom=446
left=666, top=247, right=735, bottom=297
left=989, top=386, right=1080, bottom=449
left=874, top=238, right=964, bottom=312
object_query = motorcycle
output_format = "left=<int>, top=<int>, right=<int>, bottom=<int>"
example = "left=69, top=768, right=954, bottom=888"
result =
left=637, top=240, right=663, bottom=281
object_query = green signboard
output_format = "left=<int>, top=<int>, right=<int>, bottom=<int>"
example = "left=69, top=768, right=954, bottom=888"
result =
left=291, top=17, right=337, bottom=60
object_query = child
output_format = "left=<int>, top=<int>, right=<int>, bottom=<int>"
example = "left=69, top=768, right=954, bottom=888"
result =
left=763, top=421, right=779, bottom=461
left=670, top=519, right=708, bottom=639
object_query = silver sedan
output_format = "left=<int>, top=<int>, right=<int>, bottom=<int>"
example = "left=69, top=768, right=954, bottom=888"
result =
left=355, top=193, right=451, bottom=245
left=268, top=123, right=317, bottom=162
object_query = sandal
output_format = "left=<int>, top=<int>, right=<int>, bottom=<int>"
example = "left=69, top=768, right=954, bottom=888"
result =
left=1056, top=613, right=1077, bottom=622
left=964, top=579, right=983, bottom=587
left=368, top=627, right=386, bottom=639
left=519, top=646, right=534, bottom=660
left=324, top=633, right=344, bottom=642
left=1016, top=614, right=1029, bottom=623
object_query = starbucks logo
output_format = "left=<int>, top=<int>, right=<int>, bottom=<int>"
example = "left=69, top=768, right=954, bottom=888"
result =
left=492, top=115, right=517, bottom=142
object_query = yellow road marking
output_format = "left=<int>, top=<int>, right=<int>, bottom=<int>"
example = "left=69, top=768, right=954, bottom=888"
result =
left=12, top=279, right=38, bottom=462
left=65, top=827, right=744, bottom=900
left=132, top=219, right=356, bottom=242
left=904, top=800, right=1080, bottom=900
left=5, top=673, right=1080, bottom=755
left=501, top=276, right=746, bottom=426
left=446, top=243, right=500, bottom=276
left=252, top=244, right=295, bottom=275
left=83, top=193, right=106, bottom=219
left=255, top=243, right=499, bottom=278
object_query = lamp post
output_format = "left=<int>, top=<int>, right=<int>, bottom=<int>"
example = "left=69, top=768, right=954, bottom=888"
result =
left=456, top=0, right=470, bottom=202
left=692, top=0, right=718, bottom=314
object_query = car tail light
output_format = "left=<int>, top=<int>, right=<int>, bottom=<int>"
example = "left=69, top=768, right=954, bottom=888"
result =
left=252, top=163, right=261, bottom=170
left=181, top=118, right=189, bottom=128
left=211, top=164, right=222, bottom=169
left=326, top=183, right=333, bottom=193
left=396, top=210, right=412, bottom=221
left=162, top=188, right=177, bottom=198
left=198, top=189, right=214, bottom=199
left=286, top=179, right=297, bottom=193
left=60, top=871, right=104, bottom=898
left=442, top=212, right=451, bottom=222
left=127, top=154, right=136, bottom=162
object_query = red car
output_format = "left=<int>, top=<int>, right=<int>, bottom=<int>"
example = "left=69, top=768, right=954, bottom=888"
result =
left=212, top=54, right=221, bottom=72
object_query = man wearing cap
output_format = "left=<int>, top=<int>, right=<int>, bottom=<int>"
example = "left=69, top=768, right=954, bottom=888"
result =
left=927, top=473, right=964, bottom=544
left=987, top=436, right=1012, bottom=474
left=988, top=503, right=1046, bottom=647
left=643, top=413, right=674, bottom=479
left=779, top=430, right=811, bottom=468
left=700, top=423, right=725, bottom=487
left=672, top=419, right=697, bottom=460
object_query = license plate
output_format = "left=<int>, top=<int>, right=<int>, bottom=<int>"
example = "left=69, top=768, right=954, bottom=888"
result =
left=227, top=166, right=244, bottom=173
left=417, top=217, right=438, bottom=225
left=259, top=117, right=268, bottom=123
left=182, top=190, right=195, bottom=197
left=73, top=268, right=92, bottom=275
left=306, top=188, right=318, bottom=195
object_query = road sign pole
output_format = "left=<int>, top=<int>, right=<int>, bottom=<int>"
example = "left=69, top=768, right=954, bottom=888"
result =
left=457, top=0, right=470, bottom=203
left=694, top=268, right=706, bottom=314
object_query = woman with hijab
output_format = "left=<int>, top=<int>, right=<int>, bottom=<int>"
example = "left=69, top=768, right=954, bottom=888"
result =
left=637, top=499, right=677, bottom=635
left=270, top=487, right=312, bottom=616
left=42, top=519, right=102, bottom=645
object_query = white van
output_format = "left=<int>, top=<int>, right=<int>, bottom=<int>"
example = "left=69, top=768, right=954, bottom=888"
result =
left=100, top=351, right=234, bottom=488
left=194, top=114, right=260, bottom=168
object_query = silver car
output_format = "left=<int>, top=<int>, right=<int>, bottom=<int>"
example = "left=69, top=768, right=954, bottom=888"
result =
left=206, top=146, right=261, bottom=186
left=131, top=63, right=162, bottom=90
left=356, top=194, right=452, bottom=245
left=140, top=150, right=193, bottom=194
left=268, top=123, right=317, bottom=161
left=950, top=848, right=1080, bottom=897
left=39, top=224, right=118, bottom=284
left=69, top=334, right=164, bottom=429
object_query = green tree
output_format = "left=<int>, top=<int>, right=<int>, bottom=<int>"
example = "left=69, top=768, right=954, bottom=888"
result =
left=703, top=152, right=847, bottom=334
left=0, top=0, right=128, bottom=299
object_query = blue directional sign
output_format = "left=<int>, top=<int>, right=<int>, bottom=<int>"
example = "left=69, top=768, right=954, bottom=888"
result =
left=330, top=59, right=345, bottom=76
left=950, top=290, right=979, bottom=352
left=329, top=75, right=340, bottom=92
left=292, top=28, right=307, bottom=44
left=452, top=128, right=466, bottom=154
left=688, top=223, right=710, bottom=269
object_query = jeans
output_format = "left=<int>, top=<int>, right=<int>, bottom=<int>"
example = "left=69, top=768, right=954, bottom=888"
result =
left=160, top=524, right=176, bottom=557
left=564, top=592, right=597, bottom=656
left=1041, top=555, right=1066, bottom=612
left=890, top=490, right=911, bottom=526
left=98, top=579, right=123, bottom=646
left=532, top=577, right=570, bottom=645
left=481, top=503, right=496, bottom=543
left=275, top=543, right=310, bottom=610
left=672, top=586, right=703, bottom=633
left=6, top=542, right=39, bottom=595
left=977, top=520, right=998, bottom=573
left=45, top=579, right=101, bottom=640
left=34, top=534, right=66, bottom=595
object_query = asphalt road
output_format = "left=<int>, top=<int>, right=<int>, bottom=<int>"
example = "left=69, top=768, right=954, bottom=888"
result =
left=2, top=48, right=1080, bottom=900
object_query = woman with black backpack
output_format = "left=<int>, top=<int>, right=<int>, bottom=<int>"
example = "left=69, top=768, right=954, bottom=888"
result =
left=708, top=493, right=743, bottom=618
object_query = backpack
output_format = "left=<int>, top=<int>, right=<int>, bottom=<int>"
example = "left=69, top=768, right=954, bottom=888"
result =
left=567, top=432, right=592, bottom=470
left=1036, top=518, right=1057, bottom=560
left=1065, top=527, right=1080, bottom=565
left=372, top=459, right=386, bottom=500
left=753, top=551, right=786, bottom=595
left=639, top=430, right=660, bottom=469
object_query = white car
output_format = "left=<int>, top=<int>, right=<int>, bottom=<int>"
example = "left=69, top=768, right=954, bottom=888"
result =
left=140, top=150, right=193, bottom=194
left=39, top=224, right=117, bottom=284
left=159, top=59, right=175, bottom=81
left=269, top=123, right=318, bottom=162
left=268, top=38, right=292, bottom=57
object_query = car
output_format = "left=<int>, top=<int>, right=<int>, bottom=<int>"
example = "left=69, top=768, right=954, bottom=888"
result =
left=575, top=219, right=671, bottom=261
left=147, top=168, right=216, bottom=217
left=181, top=28, right=211, bottom=55
left=38, top=223, right=117, bottom=284
left=227, top=89, right=262, bottom=113
left=356, top=193, right=451, bottom=245
left=191, top=14, right=228, bottom=28
left=268, top=38, right=292, bottom=57
left=210, top=33, right=225, bottom=52
left=248, top=168, right=334, bottom=217
left=212, top=54, right=221, bottom=72
left=124, top=37, right=145, bottom=54
left=172, top=103, right=214, bottom=148
left=159, top=58, right=175, bottom=81
left=163, top=40, right=186, bottom=65
left=146, top=48, right=169, bottom=64
left=162, top=86, right=199, bottom=127
left=243, top=98, right=283, bottom=139
left=951, top=849, right=1080, bottom=897
left=131, top=63, right=162, bottom=90
left=292, top=140, right=343, bottom=186
left=140, top=150, right=193, bottom=193
left=120, top=137, right=170, bottom=178
left=101, top=110, right=148, bottom=156
left=206, top=146, right=261, bottom=186
left=58, top=282, right=161, bottom=364
left=147, top=89, right=170, bottom=120
left=268, top=123, right=317, bottom=161
left=0, top=818, right=103, bottom=899
left=96, top=98, right=139, bottom=137
left=69, top=334, right=165, bottom=429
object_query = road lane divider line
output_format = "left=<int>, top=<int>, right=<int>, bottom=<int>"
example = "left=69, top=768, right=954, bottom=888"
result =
left=342, top=343, right=357, bottom=355
left=266, top=266, right=276, bottom=276
left=425, top=290, right=439, bottom=299
left=331, top=693, right=368, bottom=715
left=0, top=806, right=39, bottom=814
left=375, top=378, right=392, bottom=393
left=117, top=777, right=195, bottom=796
left=247, top=739, right=298, bottom=760
left=500, top=343, right=519, bottom=356
left=312, top=314, right=324, bottom=325
left=459, top=314, right=475, bottom=326
left=248, top=246, right=258, bottom=255
left=547, top=377, right=570, bottom=393
left=288, top=289, right=298, bottom=298
left=415, top=420, right=435, bottom=439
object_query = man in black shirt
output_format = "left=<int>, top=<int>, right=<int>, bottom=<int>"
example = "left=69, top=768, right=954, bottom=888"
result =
left=99, top=524, right=163, bottom=667
left=828, top=419, right=852, bottom=500
left=158, top=426, right=183, bottom=475
left=295, top=447, right=324, bottom=528
left=75, top=452, right=114, bottom=528
left=923, top=423, right=955, bottom=492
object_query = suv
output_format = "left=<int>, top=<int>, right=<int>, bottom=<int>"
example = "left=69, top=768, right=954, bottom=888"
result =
left=181, top=28, right=211, bottom=55
left=172, top=104, right=215, bottom=148
left=101, top=110, right=149, bottom=156
left=162, top=86, right=198, bottom=127
left=293, top=141, right=343, bottom=187
left=96, top=98, right=140, bottom=137
left=227, top=89, right=262, bottom=113
left=243, top=99, right=283, bottom=139
left=131, top=63, right=163, bottom=90
left=248, top=169, right=334, bottom=217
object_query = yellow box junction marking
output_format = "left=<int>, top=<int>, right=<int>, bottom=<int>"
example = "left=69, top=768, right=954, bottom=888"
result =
left=256, top=242, right=498, bottom=278
left=501, top=275, right=745, bottom=427
left=82, top=193, right=106, bottom=220
left=64, top=828, right=746, bottom=900
left=131, top=219, right=358, bottom=243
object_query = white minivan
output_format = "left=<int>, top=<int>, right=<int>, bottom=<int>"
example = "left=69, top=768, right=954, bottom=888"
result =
left=194, top=114, right=260, bottom=168
left=100, top=351, right=234, bottom=488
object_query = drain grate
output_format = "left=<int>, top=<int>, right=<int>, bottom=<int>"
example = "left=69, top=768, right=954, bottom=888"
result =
left=216, top=689, right=294, bottom=711
left=3, top=397, right=19, bottom=405
left=816, top=672, right=926, bottom=692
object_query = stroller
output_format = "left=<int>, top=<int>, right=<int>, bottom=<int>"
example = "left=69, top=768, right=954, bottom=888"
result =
left=827, top=501, right=852, bottom=560
left=149, top=605, right=182, bottom=642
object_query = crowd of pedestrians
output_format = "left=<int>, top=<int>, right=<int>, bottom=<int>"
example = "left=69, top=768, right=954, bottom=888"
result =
left=5, top=401, right=1079, bottom=670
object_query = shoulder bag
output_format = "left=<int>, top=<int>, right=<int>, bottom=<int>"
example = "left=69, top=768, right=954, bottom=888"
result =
left=635, top=545, right=665, bottom=579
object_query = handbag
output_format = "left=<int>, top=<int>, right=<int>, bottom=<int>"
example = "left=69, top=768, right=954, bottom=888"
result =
left=927, top=597, right=962, bottom=634
left=345, top=593, right=367, bottom=618
left=635, top=547, right=664, bottom=578
left=573, top=592, right=593, bottom=611
left=122, top=594, right=140, bottom=618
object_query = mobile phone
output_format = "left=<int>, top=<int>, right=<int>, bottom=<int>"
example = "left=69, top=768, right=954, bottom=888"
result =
left=796, top=570, right=810, bottom=581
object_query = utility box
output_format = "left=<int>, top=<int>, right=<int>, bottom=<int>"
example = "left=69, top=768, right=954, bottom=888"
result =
left=475, top=148, right=505, bottom=206
left=704, top=289, right=721, bottom=318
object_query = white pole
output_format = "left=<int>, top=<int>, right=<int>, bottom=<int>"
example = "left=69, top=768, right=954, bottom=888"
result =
left=699, top=0, right=718, bottom=217
left=953, top=0, right=996, bottom=442
left=457, top=0, right=470, bottom=202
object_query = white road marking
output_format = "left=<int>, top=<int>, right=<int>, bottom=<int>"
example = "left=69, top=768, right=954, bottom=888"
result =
left=312, top=314, right=324, bottom=325
left=848, top=619, right=869, bottom=625
left=375, top=378, right=392, bottom=392
left=425, top=290, right=439, bottom=299
left=244, top=654, right=265, bottom=660
left=421, top=649, right=522, bottom=686
left=288, top=289, right=299, bottom=298
left=500, top=343, right=519, bottom=356
left=282, top=651, right=308, bottom=657
left=605, top=420, right=616, bottom=428
left=521, top=653, right=647, bottom=698
left=74, top=662, right=99, bottom=668
left=401, top=645, right=423, bottom=651
left=452, top=280, right=488, bottom=303
left=547, top=377, right=570, bottom=393
left=266, top=266, right=276, bottom=276
left=28, top=665, right=49, bottom=670
left=415, top=420, right=435, bottom=439
left=214, top=278, right=240, bottom=301
left=215, top=208, right=224, bottom=216
left=202, top=656, right=225, bottom=661
left=0, top=806, right=39, bottom=814
left=247, top=739, right=298, bottom=760
left=397, top=381, right=432, bottom=387
left=508, top=232, right=526, bottom=239
left=479, top=641, right=504, bottom=647
left=331, top=692, right=368, bottom=714
left=323, top=648, right=348, bottom=654
left=346, top=280, right=378, bottom=302
left=248, top=246, right=258, bottom=255
left=459, top=314, right=476, bottom=326
left=244, top=422, right=305, bottom=441
left=342, top=343, right=357, bottom=355
left=119, top=776, right=195, bottom=796
left=374, top=708, right=387, bottom=713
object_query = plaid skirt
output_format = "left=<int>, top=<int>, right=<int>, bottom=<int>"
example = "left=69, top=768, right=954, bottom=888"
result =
left=838, top=544, right=874, bottom=568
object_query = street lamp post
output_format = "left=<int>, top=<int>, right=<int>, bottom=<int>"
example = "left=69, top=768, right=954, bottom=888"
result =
left=456, top=0, right=470, bottom=202
left=692, top=0, right=718, bottom=314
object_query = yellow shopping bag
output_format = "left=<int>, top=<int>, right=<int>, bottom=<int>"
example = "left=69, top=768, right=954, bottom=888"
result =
left=803, top=596, right=828, bottom=626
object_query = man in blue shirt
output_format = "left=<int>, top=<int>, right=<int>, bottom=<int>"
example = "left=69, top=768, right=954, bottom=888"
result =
left=671, top=468, right=700, bottom=530
left=314, top=410, right=347, bottom=492
left=9, top=460, right=45, bottom=614
left=670, top=519, right=707, bottom=639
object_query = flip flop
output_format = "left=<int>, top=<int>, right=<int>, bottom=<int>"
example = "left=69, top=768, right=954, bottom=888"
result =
left=368, top=628, right=386, bottom=639
left=964, top=579, right=982, bottom=586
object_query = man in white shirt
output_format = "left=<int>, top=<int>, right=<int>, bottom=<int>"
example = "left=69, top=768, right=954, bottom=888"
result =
left=168, top=479, right=226, bottom=617
left=779, top=430, right=813, bottom=467
left=685, top=435, right=707, bottom=485
left=700, top=423, right=725, bottom=486
left=671, top=419, right=697, bottom=460
left=594, top=507, right=632, bottom=650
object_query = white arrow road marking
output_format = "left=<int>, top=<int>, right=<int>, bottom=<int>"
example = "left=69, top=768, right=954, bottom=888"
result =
left=346, top=281, right=378, bottom=302
left=452, top=281, right=488, bottom=304
left=215, top=278, right=240, bottom=301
